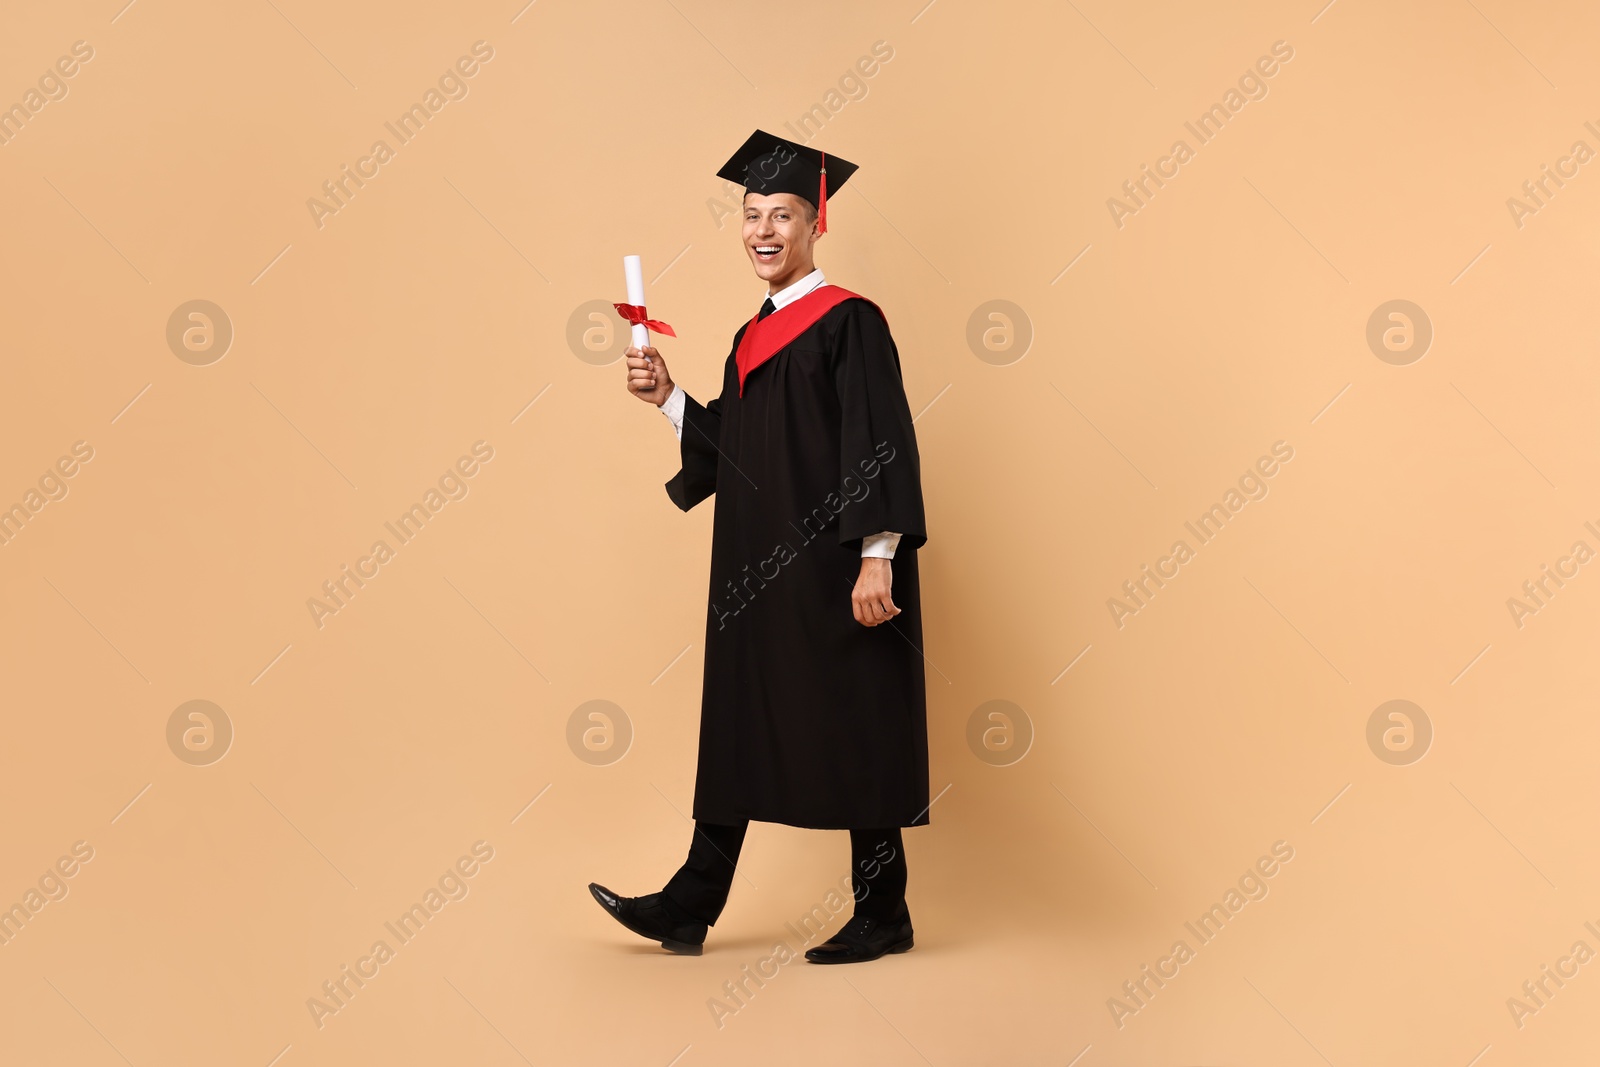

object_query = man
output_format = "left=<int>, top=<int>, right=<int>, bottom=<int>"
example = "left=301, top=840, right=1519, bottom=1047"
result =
left=589, top=130, right=929, bottom=964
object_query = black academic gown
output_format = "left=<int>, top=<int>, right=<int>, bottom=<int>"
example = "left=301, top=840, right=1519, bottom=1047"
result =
left=666, top=294, right=930, bottom=829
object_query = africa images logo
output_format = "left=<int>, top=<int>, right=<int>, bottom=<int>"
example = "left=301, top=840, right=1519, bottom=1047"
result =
left=710, top=441, right=897, bottom=629
left=306, top=42, right=495, bottom=230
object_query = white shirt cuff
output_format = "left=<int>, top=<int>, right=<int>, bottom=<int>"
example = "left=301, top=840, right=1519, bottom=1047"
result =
left=660, top=383, right=685, bottom=442
left=861, top=531, right=901, bottom=559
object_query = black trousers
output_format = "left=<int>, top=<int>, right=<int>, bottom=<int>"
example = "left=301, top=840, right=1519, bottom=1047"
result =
left=662, top=820, right=909, bottom=926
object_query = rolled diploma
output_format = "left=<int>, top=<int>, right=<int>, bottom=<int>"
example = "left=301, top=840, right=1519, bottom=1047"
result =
left=623, top=255, right=650, bottom=351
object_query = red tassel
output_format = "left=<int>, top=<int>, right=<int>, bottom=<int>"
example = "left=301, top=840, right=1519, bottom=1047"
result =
left=817, top=151, right=828, bottom=235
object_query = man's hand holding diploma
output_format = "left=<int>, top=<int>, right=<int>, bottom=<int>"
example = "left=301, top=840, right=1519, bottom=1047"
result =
left=625, top=345, right=674, bottom=406
left=618, top=253, right=676, bottom=407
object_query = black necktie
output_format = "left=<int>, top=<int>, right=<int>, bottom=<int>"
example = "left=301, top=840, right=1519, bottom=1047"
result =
left=757, top=297, right=776, bottom=322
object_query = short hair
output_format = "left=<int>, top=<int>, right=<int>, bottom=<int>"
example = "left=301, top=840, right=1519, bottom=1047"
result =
left=743, top=191, right=818, bottom=223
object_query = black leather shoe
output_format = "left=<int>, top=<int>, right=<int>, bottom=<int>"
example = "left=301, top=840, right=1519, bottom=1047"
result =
left=588, top=882, right=707, bottom=955
left=803, top=912, right=914, bottom=964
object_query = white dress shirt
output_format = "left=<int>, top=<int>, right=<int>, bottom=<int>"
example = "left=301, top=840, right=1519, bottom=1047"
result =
left=658, top=268, right=901, bottom=560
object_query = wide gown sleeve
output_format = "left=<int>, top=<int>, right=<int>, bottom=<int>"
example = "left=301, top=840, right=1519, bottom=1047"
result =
left=832, top=302, right=928, bottom=552
left=664, top=391, right=722, bottom=511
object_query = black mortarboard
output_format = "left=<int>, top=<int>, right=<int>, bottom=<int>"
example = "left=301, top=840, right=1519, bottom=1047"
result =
left=715, top=129, right=858, bottom=234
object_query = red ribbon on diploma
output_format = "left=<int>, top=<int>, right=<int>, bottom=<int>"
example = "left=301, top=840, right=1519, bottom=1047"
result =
left=613, top=303, right=677, bottom=338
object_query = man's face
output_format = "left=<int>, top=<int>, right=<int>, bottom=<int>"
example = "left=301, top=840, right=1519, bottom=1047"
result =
left=742, top=192, right=819, bottom=290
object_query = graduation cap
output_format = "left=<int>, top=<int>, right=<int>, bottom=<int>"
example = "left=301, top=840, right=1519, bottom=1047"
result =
left=716, top=129, right=858, bottom=235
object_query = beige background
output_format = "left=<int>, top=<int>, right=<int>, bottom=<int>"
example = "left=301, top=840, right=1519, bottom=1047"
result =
left=2, top=0, right=1597, bottom=1063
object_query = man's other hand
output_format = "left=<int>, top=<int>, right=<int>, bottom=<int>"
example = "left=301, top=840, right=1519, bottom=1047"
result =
left=852, top=557, right=900, bottom=627
left=625, top=345, right=674, bottom=406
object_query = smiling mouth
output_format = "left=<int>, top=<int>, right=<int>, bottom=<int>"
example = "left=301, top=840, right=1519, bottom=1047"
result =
left=753, top=245, right=783, bottom=261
